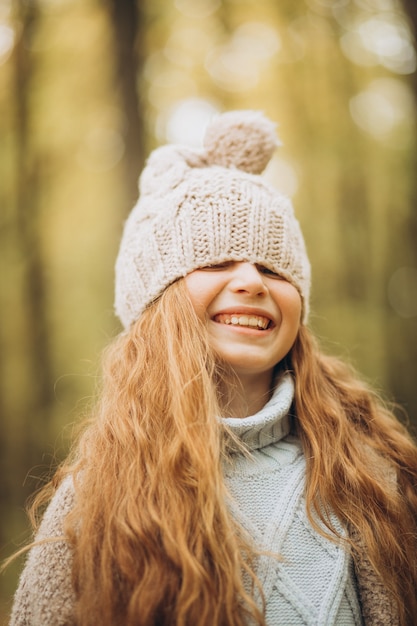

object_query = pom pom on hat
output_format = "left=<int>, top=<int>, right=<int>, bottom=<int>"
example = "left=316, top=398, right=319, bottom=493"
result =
left=204, top=110, right=279, bottom=174
left=138, top=110, right=278, bottom=202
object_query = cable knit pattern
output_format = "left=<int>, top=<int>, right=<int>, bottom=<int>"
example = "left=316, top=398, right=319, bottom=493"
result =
left=222, top=375, right=293, bottom=450
left=9, top=376, right=399, bottom=625
left=114, top=111, right=311, bottom=328
left=223, top=375, right=362, bottom=626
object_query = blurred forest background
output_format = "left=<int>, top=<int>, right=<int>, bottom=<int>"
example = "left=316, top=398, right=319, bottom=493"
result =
left=1, top=0, right=417, bottom=619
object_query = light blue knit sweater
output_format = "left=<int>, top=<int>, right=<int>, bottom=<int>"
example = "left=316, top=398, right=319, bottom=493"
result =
left=222, top=374, right=362, bottom=625
left=10, top=375, right=363, bottom=625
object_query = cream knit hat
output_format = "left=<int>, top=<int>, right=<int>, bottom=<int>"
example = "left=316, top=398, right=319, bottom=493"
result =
left=115, top=110, right=311, bottom=328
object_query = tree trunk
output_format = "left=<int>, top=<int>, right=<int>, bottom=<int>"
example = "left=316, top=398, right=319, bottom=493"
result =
left=401, top=0, right=417, bottom=39
left=0, top=5, right=54, bottom=609
left=14, top=0, right=53, bottom=410
left=383, top=0, right=417, bottom=423
left=106, top=0, right=147, bottom=212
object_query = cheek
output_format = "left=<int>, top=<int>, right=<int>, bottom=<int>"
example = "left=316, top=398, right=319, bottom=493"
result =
left=184, top=273, right=213, bottom=320
left=277, top=291, right=302, bottom=359
left=275, top=284, right=302, bottom=324
left=287, top=294, right=302, bottom=325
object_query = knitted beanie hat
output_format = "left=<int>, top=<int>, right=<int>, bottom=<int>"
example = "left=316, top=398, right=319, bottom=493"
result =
left=115, top=110, right=311, bottom=328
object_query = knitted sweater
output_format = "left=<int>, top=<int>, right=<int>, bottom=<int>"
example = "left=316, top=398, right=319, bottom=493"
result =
left=223, top=375, right=360, bottom=625
left=10, top=375, right=398, bottom=625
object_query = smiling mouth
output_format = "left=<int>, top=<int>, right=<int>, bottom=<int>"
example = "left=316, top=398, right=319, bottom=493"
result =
left=213, top=313, right=271, bottom=330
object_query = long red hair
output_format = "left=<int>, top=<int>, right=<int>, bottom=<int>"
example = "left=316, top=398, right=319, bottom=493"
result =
left=25, top=280, right=417, bottom=625
left=287, top=326, right=417, bottom=625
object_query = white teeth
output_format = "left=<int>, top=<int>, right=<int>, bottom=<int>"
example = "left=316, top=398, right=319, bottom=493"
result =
left=215, top=314, right=270, bottom=330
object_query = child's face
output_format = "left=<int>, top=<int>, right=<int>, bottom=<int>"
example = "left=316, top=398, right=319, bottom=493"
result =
left=184, top=262, right=302, bottom=383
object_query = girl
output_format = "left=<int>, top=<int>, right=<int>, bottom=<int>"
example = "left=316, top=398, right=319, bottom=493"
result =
left=9, top=111, right=417, bottom=626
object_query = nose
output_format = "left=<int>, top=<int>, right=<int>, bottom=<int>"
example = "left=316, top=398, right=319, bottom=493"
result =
left=228, top=263, right=268, bottom=297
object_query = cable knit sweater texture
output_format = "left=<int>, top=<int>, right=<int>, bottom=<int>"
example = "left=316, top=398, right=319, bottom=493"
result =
left=9, top=375, right=398, bottom=625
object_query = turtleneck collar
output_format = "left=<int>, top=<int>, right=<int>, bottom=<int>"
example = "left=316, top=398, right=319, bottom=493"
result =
left=222, top=373, right=294, bottom=451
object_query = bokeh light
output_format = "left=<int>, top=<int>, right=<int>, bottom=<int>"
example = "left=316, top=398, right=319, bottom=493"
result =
left=340, top=14, right=416, bottom=74
left=205, top=22, right=280, bottom=92
left=76, top=128, right=125, bottom=172
left=158, top=98, right=220, bottom=145
left=0, top=23, right=14, bottom=65
left=349, top=78, right=415, bottom=146
left=264, top=156, right=300, bottom=197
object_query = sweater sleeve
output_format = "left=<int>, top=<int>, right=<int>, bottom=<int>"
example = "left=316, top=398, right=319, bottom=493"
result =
left=350, top=525, right=399, bottom=626
left=349, top=452, right=400, bottom=626
left=9, top=477, right=77, bottom=626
